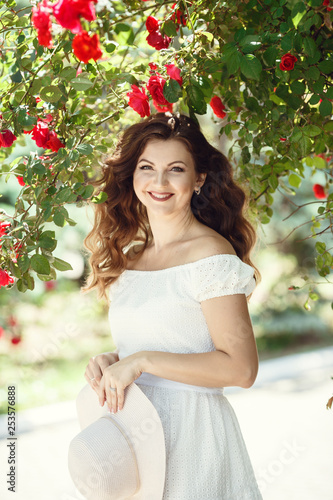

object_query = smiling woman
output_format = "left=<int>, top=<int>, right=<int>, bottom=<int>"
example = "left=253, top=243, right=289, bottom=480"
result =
left=68, top=112, right=263, bottom=500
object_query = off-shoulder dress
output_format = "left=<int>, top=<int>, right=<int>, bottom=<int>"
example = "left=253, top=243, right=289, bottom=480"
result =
left=108, top=253, right=263, bottom=500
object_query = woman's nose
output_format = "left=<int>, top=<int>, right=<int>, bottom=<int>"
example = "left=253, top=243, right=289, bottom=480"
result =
left=154, top=170, right=169, bottom=187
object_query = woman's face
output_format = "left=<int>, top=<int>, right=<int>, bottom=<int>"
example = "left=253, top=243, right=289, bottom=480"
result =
left=133, top=139, right=206, bottom=215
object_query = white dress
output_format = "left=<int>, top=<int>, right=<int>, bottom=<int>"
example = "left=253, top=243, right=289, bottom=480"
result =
left=108, top=254, right=263, bottom=500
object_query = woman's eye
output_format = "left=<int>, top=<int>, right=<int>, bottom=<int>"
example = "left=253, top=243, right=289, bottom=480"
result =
left=139, top=166, right=184, bottom=172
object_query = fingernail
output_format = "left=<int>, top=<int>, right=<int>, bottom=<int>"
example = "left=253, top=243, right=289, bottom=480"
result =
left=117, top=406, right=121, bottom=412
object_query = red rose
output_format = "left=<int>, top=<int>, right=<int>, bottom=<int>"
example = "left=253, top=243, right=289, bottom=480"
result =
left=46, top=130, right=65, bottom=152
left=32, top=0, right=53, bottom=48
left=13, top=241, right=23, bottom=261
left=279, top=53, right=297, bottom=71
left=0, top=129, right=17, bottom=148
left=45, top=280, right=56, bottom=291
left=165, top=64, right=183, bottom=86
left=53, top=0, right=97, bottom=34
left=323, top=0, right=332, bottom=11
left=147, top=74, right=169, bottom=106
left=146, top=31, right=171, bottom=50
left=146, top=16, right=159, bottom=33
left=0, top=222, right=11, bottom=237
left=153, top=100, right=173, bottom=113
left=148, top=62, right=158, bottom=73
left=127, top=85, right=150, bottom=117
left=30, top=120, right=50, bottom=148
left=170, top=3, right=187, bottom=28
left=313, top=184, right=326, bottom=199
left=210, top=96, right=227, bottom=119
left=17, top=176, right=25, bottom=186
left=11, top=336, right=22, bottom=345
left=0, top=269, right=14, bottom=287
left=26, top=120, right=64, bottom=151
left=72, top=31, right=103, bottom=63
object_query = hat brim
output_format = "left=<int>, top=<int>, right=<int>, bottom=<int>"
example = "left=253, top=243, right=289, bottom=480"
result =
left=74, top=382, right=166, bottom=500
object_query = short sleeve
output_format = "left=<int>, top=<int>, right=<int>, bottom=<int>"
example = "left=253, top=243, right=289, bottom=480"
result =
left=192, top=254, right=256, bottom=302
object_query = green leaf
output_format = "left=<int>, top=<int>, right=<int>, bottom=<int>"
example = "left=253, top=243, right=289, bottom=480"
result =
left=55, top=187, right=73, bottom=203
left=291, top=2, right=307, bottom=28
left=318, top=60, right=333, bottom=75
left=309, top=94, right=320, bottom=105
left=76, top=144, right=93, bottom=155
left=114, top=23, right=134, bottom=45
left=324, top=122, right=333, bottom=132
left=240, top=54, right=262, bottom=80
left=163, top=79, right=182, bottom=103
left=59, top=67, right=77, bottom=80
left=31, top=254, right=51, bottom=275
left=281, top=34, right=292, bottom=53
left=82, top=184, right=94, bottom=199
left=91, top=191, right=108, bottom=204
left=305, top=66, right=320, bottom=80
left=38, top=231, right=57, bottom=250
left=105, top=42, right=118, bottom=53
left=290, top=80, right=305, bottom=95
left=187, top=85, right=206, bottom=115
left=303, top=125, right=321, bottom=137
left=16, top=278, right=27, bottom=292
left=312, top=156, right=326, bottom=169
left=163, top=20, right=178, bottom=37
left=53, top=210, right=66, bottom=227
left=227, top=52, right=241, bottom=75
left=241, top=146, right=251, bottom=164
left=289, top=173, right=302, bottom=188
left=303, top=38, right=317, bottom=58
left=40, top=85, right=63, bottom=103
left=52, top=257, right=73, bottom=272
left=315, top=241, right=326, bottom=254
left=71, top=77, right=94, bottom=91
left=299, top=135, right=312, bottom=156
left=17, top=255, right=30, bottom=273
left=263, top=47, right=278, bottom=66
left=319, top=99, right=332, bottom=117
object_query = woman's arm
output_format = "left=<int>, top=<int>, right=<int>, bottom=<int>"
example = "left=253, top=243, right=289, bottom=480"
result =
left=141, top=293, right=259, bottom=389
left=100, top=294, right=259, bottom=413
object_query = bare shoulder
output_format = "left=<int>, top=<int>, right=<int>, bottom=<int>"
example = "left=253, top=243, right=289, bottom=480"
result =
left=189, top=231, right=236, bottom=261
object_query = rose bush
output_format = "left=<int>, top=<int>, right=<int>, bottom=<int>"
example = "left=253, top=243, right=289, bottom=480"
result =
left=0, top=0, right=332, bottom=308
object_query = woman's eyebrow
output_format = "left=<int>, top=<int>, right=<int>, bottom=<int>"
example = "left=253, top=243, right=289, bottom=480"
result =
left=138, top=158, right=188, bottom=167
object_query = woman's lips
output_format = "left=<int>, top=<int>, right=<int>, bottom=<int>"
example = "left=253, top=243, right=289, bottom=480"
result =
left=148, top=192, right=174, bottom=201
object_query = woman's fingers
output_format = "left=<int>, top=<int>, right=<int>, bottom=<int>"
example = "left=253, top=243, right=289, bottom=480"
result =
left=85, top=354, right=113, bottom=386
left=107, top=381, right=124, bottom=413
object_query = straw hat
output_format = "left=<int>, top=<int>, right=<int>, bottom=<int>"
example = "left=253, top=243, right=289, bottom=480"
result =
left=68, top=382, right=166, bottom=500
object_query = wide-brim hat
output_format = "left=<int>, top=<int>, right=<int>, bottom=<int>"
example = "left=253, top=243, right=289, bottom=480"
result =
left=68, top=382, right=166, bottom=500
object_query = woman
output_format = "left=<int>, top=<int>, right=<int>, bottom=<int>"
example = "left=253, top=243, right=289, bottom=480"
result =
left=79, top=112, right=262, bottom=499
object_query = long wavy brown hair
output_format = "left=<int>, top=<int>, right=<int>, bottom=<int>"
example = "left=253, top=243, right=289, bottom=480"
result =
left=81, top=112, right=259, bottom=304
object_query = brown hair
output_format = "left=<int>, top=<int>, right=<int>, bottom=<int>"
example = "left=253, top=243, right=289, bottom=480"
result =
left=81, top=112, right=259, bottom=304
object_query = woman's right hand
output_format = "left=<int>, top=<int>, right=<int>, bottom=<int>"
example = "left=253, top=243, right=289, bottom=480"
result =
left=84, top=351, right=119, bottom=398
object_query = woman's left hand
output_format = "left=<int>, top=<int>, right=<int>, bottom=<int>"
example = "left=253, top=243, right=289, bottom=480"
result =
left=98, top=352, right=146, bottom=413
